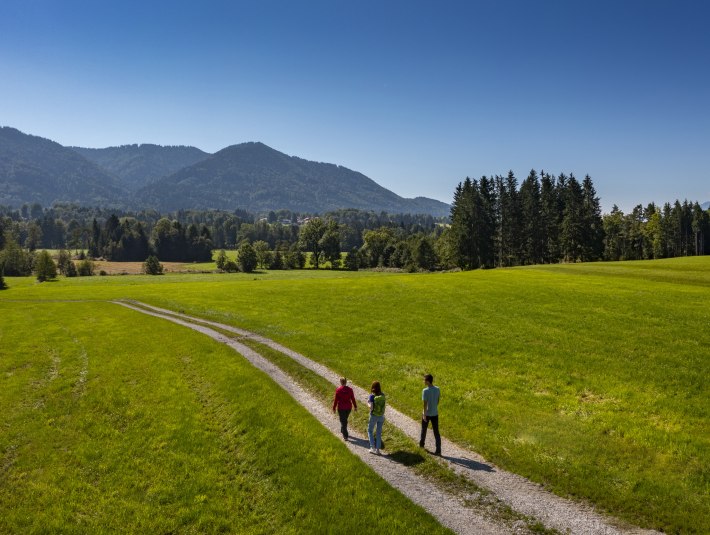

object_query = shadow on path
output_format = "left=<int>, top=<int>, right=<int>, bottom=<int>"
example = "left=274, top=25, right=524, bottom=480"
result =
left=347, top=436, right=371, bottom=449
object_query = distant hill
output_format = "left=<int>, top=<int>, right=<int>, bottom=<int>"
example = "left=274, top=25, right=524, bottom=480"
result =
left=702, top=201, right=709, bottom=210
left=138, top=142, right=450, bottom=216
left=1, top=126, right=449, bottom=215
left=0, top=127, right=126, bottom=207
left=72, top=144, right=209, bottom=191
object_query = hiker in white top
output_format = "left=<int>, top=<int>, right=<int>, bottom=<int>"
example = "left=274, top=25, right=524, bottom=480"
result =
left=419, top=373, right=441, bottom=455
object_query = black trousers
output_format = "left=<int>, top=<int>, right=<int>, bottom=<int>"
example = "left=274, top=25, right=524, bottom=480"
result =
left=338, top=409, right=351, bottom=438
left=420, top=415, right=441, bottom=452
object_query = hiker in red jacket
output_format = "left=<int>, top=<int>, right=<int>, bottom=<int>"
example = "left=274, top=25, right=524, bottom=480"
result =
left=332, top=377, right=358, bottom=440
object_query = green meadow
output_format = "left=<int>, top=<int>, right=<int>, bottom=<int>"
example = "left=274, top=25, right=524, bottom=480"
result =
left=2, top=256, right=709, bottom=532
left=0, top=301, right=449, bottom=533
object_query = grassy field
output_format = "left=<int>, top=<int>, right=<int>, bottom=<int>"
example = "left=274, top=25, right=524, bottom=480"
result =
left=2, top=257, right=708, bottom=532
left=0, top=301, right=449, bottom=533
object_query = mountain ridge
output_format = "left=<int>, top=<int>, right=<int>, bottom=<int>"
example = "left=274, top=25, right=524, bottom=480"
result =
left=0, top=126, right=126, bottom=207
left=71, top=144, right=210, bottom=191
left=0, top=126, right=449, bottom=215
left=137, top=142, right=450, bottom=215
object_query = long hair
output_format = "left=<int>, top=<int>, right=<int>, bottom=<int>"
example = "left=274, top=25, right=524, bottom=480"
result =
left=370, top=381, right=382, bottom=395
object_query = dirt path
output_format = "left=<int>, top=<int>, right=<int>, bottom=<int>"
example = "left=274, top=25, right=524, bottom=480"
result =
left=115, top=300, right=658, bottom=535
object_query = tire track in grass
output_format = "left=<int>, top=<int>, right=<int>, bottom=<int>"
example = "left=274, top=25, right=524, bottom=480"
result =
left=114, top=300, right=510, bottom=535
left=115, top=300, right=659, bottom=535
left=71, top=338, right=89, bottom=399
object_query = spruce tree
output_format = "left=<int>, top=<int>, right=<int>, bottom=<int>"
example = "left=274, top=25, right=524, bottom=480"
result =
left=497, top=172, right=521, bottom=266
left=519, top=170, right=543, bottom=265
left=478, top=176, right=497, bottom=268
left=539, top=172, right=557, bottom=263
left=581, top=175, right=604, bottom=261
left=34, top=250, right=57, bottom=282
left=560, top=175, right=584, bottom=262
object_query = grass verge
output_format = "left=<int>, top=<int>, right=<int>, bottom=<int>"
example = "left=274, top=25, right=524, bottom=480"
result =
left=0, top=301, right=451, bottom=533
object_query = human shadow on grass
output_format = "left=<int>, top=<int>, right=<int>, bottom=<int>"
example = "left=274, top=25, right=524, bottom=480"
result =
left=347, top=437, right=425, bottom=466
left=387, top=450, right=426, bottom=466
left=442, top=454, right=495, bottom=472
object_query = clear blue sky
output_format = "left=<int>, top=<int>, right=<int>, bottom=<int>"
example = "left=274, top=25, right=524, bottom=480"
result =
left=1, top=0, right=708, bottom=211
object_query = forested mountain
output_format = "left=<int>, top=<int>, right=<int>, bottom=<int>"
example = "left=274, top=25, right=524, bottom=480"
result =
left=0, top=127, right=126, bottom=207
left=1, top=127, right=448, bottom=216
left=702, top=201, right=710, bottom=210
left=72, top=144, right=209, bottom=191
left=137, top=142, right=450, bottom=216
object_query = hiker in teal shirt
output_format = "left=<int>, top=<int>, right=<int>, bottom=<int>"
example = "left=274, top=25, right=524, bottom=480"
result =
left=419, top=373, right=441, bottom=455
left=367, top=381, right=386, bottom=455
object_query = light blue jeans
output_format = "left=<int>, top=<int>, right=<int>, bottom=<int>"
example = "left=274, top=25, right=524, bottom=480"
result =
left=368, top=413, right=385, bottom=449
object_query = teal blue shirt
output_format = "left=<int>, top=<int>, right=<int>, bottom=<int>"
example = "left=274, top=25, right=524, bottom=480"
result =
left=422, top=385, right=440, bottom=416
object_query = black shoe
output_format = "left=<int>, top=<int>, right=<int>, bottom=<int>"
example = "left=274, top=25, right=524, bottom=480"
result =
left=419, top=442, right=425, bottom=448
left=434, top=450, right=442, bottom=456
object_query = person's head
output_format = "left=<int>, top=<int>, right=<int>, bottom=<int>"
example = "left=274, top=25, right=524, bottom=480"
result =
left=340, top=377, right=347, bottom=386
left=371, top=381, right=382, bottom=395
left=424, top=374, right=434, bottom=386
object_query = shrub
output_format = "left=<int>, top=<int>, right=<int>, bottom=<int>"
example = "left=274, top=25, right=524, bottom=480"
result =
left=57, top=249, right=73, bottom=276
left=143, top=255, right=164, bottom=275
left=65, top=261, right=78, bottom=277
left=270, top=251, right=284, bottom=270
left=223, top=259, right=239, bottom=273
left=344, top=248, right=359, bottom=271
left=0, top=237, right=33, bottom=276
left=76, top=259, right=96, bottom=276
left=216, top=249, right=228, bottom=271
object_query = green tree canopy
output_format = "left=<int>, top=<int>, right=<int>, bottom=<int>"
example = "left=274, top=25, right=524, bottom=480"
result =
left=237, top=241, right=258, bottom=273
left=143, top=255, right=164, bottom=275
left=298, top=218, right=326, bottom=269
left=34, top=250, right=57, bottom=282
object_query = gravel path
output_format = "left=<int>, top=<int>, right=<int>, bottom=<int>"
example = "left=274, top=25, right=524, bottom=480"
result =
left=115, top=300, right=659, bottom=535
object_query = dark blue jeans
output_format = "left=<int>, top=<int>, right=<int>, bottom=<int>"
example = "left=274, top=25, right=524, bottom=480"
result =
left=420, top=415, right=441, bottom=453
left=338, top=409, right=351, bottom=438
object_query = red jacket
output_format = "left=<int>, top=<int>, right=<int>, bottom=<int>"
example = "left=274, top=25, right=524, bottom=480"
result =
left=333, top=385, right=357, bottom=411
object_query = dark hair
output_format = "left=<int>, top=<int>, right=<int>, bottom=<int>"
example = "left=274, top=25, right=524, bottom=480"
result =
left=424, top=374, right=434, bottom=384
left=370, top=381, right=382, bottom=395
left=340, top=377, right=347, bottom=385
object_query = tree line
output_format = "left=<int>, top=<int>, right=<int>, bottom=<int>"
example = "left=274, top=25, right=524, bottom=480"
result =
left=1, top=177, right=708, bottom=282
left=0, top=204, right=440, bottom=254
left=441, top=170, right=708, bottom=268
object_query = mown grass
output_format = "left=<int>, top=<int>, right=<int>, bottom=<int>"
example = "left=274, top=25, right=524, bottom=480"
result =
left=0, top=301, right=450, bottom=533
left=2, top=256, right=709, bottom=532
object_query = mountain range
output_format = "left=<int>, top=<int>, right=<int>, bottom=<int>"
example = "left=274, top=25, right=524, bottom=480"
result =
left=0, top=127, right=125, bottom=207
left=72, top=144, right=209, bottom=192
left=0, top=126, right=450, bottom=216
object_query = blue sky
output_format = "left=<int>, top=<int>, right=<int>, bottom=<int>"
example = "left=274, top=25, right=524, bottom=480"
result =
left=1, top=0, right=708, bottom=211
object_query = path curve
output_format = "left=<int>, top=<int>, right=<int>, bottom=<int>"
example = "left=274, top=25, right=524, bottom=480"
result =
left=115, top=300, right=659, bottom=535
left=115, top=301, right=510, bottom=535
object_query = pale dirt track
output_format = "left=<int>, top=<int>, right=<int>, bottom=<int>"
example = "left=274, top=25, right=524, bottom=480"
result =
left=114, top=300, right=659, bottom=535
